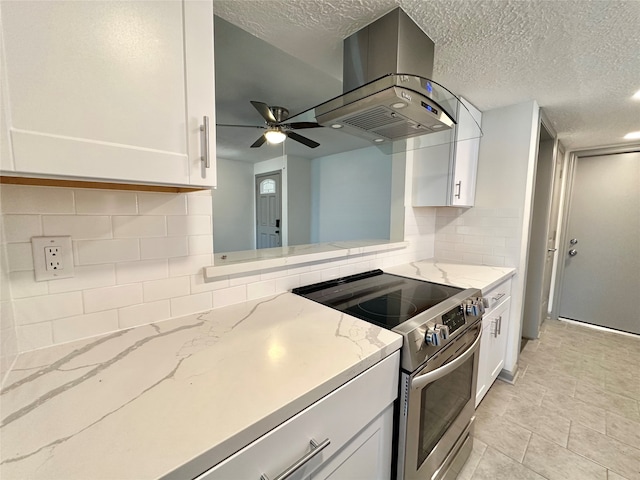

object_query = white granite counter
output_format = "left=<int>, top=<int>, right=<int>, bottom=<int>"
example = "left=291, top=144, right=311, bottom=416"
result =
left=385, top=259, right=516, bottom=293
left=0, top=293, right=402, bottom=480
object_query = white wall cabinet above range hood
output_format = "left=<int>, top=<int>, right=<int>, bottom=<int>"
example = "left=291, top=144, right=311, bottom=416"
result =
left=412, top=97, right=483, bottom=208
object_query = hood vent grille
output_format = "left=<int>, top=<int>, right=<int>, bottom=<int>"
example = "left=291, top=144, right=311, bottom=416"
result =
left=340, top=106, right=431, bottom=140
left=342, top=106, right=398, bottom=131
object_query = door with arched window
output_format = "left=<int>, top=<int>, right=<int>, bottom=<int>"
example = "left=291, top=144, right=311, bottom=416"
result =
left=255, top=171, right=282, bottom=248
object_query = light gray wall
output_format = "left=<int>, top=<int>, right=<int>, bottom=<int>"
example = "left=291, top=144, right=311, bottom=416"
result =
left=311, top=146, right=392, bottom=243
left=286, top=156, right=312, bottom=246
left=212, top=158, right=255, bottom=253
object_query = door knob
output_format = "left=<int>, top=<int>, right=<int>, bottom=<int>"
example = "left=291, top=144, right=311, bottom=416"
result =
left=568, top=249, right=578, bottom=257
left=569, top=238, right=578, bottom=245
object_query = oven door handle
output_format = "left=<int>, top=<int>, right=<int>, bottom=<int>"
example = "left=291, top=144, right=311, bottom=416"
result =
left=411, top=329, right=482, bottom=390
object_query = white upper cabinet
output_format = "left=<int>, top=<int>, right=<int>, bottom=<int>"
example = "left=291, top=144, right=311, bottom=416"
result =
left=0, top=0, right=216, bottom=187
left=412, top=97, right=482, bottom=207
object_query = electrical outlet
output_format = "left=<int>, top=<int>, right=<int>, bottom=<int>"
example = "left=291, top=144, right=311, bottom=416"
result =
left=32, top=236, right=75, bottom=281
left=45, top=246, right=63, bottom=271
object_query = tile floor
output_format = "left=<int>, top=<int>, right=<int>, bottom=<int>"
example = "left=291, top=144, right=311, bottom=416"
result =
left=459, top=318, right=640, bottom=480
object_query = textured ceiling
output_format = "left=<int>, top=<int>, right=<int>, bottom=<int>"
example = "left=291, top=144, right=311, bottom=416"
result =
left=213, top=0, right=640, bottom=150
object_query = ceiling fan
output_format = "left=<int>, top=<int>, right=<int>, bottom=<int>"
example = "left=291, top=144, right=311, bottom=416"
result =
left=217, top=101, right=322, bottom=148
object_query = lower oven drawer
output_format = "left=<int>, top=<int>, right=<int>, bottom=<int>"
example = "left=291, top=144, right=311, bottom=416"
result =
left=198, top=351, right=399, bottom=480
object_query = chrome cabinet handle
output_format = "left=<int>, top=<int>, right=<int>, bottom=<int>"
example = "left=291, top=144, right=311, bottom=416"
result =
left=454, top=181, right=462, bottom=199
left=411, top=329, right=482, bottom=390
left=492, top=292, right=506, bottom=301
left=260, top=438, right=330, bottom=480
left=200, top=116, right=211, bottom=168
left=497, top=315, right=502, bottom=335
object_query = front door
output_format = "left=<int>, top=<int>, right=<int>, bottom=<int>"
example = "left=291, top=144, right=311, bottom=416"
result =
left=255, top=171, right=282, bottom=249
left=558, top=151, right=640, bottom=334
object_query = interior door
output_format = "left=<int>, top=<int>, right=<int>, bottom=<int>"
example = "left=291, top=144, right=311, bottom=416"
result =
left=558, top=151, right=640, bottom=334
left=255, top=171, right=282, bottom=249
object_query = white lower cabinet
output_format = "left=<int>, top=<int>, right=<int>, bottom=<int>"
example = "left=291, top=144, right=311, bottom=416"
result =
left=198, top=351, right=399, bottom=480
left=476, top=279, right=512, bottom=407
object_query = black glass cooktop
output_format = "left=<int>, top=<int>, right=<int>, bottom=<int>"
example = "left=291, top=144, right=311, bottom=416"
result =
left=292, top=269, right=463, bottom=329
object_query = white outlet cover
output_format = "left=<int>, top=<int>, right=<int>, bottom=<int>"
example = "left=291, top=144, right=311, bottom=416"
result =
left=31, top=236, right=75, bottom=281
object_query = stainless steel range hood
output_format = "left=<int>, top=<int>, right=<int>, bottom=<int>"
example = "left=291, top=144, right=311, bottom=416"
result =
left=312, top=8, right=479, bottom=146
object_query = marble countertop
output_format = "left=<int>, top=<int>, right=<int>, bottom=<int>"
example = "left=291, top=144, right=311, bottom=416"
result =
left=385, top=260, right=516, bottom=293
left=0, top=293, right=402, bottom=480
left=0, top=259, right=514, bottom=480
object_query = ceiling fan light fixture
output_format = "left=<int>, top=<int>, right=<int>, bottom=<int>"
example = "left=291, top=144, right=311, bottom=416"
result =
left=265, top=129, right=286, bottom=144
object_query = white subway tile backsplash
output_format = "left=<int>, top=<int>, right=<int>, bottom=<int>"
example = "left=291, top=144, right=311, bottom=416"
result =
left=482, top=255, right=506, bottom=266
left=138, top=193, right=187, bottom=215
left=2, top=215, right=42, bottom=242
left=115, top=259, right=168, bottom=284
left=13, top=292, right=83, bottom=325
left=188, top=235, right=213, bottom=255
left=16, top=322, right=53, bottom=351
left=75, top=190, right=137, bottom=215
left=140, top=236, right=188, bottom=260
left=52, top=311, right=119, bottom=344
left=6, top=243, right=34, bottom=271
left=143, top=276, right=190, bottom=302
left=167, top=215, right=211, bottom=236
left=49, top=264, right=116, bottom=294
left=212, top=285, right=246, bottom=309
left=9, top=271, right=48, bottom=298
left=170, top=292, right=212, bottom=317
left=168, top=254, right=212, bottom=277
left=275, top=275, right=301, bottom=292
left=112, top=216, right=166, bottom=238
left=83, top=284, right=143, bottom=313
left=1, top=185, right=74, bottom=214
left=43, top=215, right=111, bottom=239
left=187, top=195, right=213, bottom=215
left=190, top=274, right=229, bottom=294
left=320, top=267, right=341, bottom=281
left=75, top=238, right=140, bottom=265
left=119, top=300, right=170, bottom=329
left=247, top=280, right=276, bottom=300
left=299, top=271, right=323, bottom=286
left=229, top=272, right=261, bottom=287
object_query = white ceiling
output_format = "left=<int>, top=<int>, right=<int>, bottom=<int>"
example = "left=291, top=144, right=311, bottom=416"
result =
left=213, top=0, right=640, bottom=151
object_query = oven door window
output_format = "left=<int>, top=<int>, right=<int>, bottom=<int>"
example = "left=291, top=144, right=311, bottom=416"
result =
left=417, top=354, right=474, bottom=468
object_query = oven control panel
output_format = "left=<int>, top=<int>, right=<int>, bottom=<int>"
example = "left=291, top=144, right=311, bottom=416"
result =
left=442, top=306, right=466, bottom=334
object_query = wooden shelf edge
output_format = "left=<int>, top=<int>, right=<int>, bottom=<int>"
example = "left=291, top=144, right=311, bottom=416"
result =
left=0, top=176, right=206, bottom=193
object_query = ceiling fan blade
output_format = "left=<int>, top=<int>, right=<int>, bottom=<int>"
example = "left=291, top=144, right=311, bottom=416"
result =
left=250, top=101, right=277, bottom=123
left=250, top=134, right=267, bottom=148
left=217, top=124, right=266, bottom=129
left=286, top=131, right=320, bottom=148
left=282, top=122, right=323, bottom=130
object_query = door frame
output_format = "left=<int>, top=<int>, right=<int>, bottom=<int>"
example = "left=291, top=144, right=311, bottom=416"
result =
left=550, top=142, right=640, bottom=321
left=521, top=111, right=560, bottom=339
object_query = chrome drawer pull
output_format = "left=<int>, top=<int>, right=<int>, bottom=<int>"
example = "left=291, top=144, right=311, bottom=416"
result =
left=200, top=116, right=211, bottom=168
left=492, top=292, right=505, bottom=301
left=260, top=438, right=330, bottom=480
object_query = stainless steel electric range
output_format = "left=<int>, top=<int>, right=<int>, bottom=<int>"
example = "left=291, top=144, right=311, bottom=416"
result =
left=293, top=269, right=485, bottom=480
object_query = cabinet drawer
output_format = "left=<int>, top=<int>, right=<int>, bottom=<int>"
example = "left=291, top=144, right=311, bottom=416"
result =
left=482, top=278, right=512, bottom=311
left=197, top=351, right=400, bottom=480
